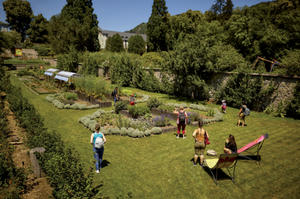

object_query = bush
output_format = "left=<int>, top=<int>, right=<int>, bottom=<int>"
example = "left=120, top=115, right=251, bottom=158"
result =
left=286, top=82, right=300, bottom=119
left=57, top=48, right=79, bottom=72
left=281, top=49, right=300, bottom=76
left=152, top=115, right=171, bottom=127
left=115, top=101, right=128, bottom=114
left=128, top=105, right=150, bottom=118
left=73, top=76, right=111, bottom=99
left=147, top=97, right=162, bottom=110
left=32, top=44, right=52, bottom=56
left=64, top=92, right=78, bottom=101
left=216, top=73, right=275, bottom=111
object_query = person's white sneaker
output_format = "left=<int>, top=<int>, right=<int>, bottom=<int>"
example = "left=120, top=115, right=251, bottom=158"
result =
left=176, top=135, right=179, bottom=139
left=96, top=170, right=100, bottom=173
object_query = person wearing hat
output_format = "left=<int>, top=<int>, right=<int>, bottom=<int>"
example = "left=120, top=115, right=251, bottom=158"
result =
left=221, top=99, right=227, bottom=113
left=90, top=124, right=106, bottom=173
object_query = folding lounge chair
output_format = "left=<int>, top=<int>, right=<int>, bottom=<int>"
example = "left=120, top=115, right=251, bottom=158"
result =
left=237, top=133, right=269, bottom=160
left=204, top=153, right=238, bottom=185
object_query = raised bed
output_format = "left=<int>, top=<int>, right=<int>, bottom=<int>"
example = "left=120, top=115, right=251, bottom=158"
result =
left=119, top=110, right=176, bottom=133
left=76, top=91, right=112, bottom=108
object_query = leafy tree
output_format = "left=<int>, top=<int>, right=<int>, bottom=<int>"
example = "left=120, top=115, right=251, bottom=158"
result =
left=0, top=31, right=22, bottom=53
left=3, top=0, right=33, bottom=41
left=168, top=10, right=204, bottom=49
left=57, top=48, right=79, bottom=72
left=147, top=0, right=169, bottom=51
left=280, top=49, right=300, bottom=76
left=26, top=14, right=49, bottom=43
left=48, top=0, right=99, bottom=53
left=211, top=0, right=233, bottom=22
left=128, top=35, right=146, bottom=55
left=106, top=34, right=124, bottom=52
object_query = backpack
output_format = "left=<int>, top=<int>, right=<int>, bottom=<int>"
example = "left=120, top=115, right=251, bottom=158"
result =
left=178, top=111, right=186, bottom=123
left=94, top=133, right=104, bottom=149
left=111, top=91, right=115, bottom=97
left=244, top=108, right=250, bottom=116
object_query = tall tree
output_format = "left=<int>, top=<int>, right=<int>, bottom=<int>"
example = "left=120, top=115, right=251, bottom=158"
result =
left=211, top=0, right=233, bottom=22
left=49, top=0, right=99, bottom=53
left=106, top=34, right=124, bottom=52
left=27, top=14, right=49, bottom=43
left=147, top=0, right=169, bottom=51
left=3, top=0, right=33, bottom=41
left=128, top=35, right=146, bottom=55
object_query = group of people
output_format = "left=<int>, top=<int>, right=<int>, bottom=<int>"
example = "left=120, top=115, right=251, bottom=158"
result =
left=174, top=104, right=240, bottom=166
left=90, top=98, right=245, bottom=172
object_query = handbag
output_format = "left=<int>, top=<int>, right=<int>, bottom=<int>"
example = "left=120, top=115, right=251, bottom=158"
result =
left=204, top=131, right=210, bottom=145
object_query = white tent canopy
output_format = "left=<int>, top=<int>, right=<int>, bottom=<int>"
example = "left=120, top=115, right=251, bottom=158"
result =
left=54, top=71, right=79, bottom=82
left=44, top=68, right=59, bottom=76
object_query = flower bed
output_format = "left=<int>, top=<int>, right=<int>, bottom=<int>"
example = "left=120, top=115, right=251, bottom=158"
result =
left=78, top=109, right=174, bottom=138
left=46, top=93, right=100, bottom=110
left=76, top=91, right=112, bottom=108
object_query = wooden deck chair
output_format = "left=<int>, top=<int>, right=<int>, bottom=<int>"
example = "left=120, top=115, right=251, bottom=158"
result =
left=237, top=133, right=269, bottom=160
left=204, top=153, right=238, bottom=185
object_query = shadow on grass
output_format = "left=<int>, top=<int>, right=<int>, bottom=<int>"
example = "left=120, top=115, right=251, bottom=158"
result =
left=202, top=166, right=234, bottom=183
left=101, top=159, right=111, bottom=168
left=238, top=155, right=261, bottom=161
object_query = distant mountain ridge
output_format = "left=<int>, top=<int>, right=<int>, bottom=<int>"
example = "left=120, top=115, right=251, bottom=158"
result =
left=126, top=22, right=147, bottom=34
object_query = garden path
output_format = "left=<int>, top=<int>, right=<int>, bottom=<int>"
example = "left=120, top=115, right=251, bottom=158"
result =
left=4, top=101, right=53, bottom=199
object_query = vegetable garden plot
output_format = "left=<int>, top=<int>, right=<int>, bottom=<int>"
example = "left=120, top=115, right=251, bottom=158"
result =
left=20, top=76, right=57, bottom=94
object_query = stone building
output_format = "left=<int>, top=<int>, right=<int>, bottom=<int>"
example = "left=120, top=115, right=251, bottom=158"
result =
left=98, top=28, right=147, bottom=49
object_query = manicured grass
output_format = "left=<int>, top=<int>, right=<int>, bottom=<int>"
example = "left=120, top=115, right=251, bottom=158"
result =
left=4, top=58, right=50, bottom=65
left=11, top=75, right=300, bottom=199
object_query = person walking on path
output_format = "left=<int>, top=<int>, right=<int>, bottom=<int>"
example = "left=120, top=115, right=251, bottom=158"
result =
left=90, top=124, right=106, bottom=173
left=112, top=87, right=119, bottom=105
left=192, top=120, right=209, bottom=166
left=174, top=106, right=188, bottom=139
left=224, top=134, right=237, bottom=154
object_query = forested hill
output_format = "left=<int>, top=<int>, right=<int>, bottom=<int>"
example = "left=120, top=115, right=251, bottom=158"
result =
left=126, top=22, right=147, bottom=34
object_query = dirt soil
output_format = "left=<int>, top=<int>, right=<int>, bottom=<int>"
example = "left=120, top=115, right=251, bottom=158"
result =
left=5, top=101, right=53, bottom=199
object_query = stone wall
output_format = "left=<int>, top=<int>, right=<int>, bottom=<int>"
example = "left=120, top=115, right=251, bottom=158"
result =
left=207, top=72, right=299, bottom=110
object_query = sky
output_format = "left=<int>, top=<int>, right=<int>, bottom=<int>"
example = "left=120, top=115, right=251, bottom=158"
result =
left=0, top=0, right=270, bottom=32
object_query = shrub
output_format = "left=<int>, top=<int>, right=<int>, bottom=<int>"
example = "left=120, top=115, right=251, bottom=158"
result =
left=157, top=104, right=174, bottom=112
left=150, top=127, right=162, bottom=135
left=285, top=82, right=300, bottom=119
left=64, top=92, right=78, bottom=101
left=115, top=101, right=128, bottom=114
left=152, top=115, right=171, bottom=127
left=128, top=105, right=150, bottom=118
left=57, top=48, right=79, bottom=72
left=281, top=49, right=300, bottom=76
left=147, top=97, right=162, bottom=110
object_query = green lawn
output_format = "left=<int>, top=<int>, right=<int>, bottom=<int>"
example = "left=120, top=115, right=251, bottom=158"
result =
left=11, top=75, right=300, bottom=199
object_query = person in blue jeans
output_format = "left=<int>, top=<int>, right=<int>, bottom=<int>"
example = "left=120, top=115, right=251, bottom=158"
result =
left=90, top=124, right=106, bottom=173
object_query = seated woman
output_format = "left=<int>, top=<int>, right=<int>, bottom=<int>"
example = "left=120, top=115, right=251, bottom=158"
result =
left=224, top=134, right=237, bottom=154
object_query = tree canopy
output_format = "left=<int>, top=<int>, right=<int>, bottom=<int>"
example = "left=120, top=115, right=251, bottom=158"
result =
left=3, top=0, right=33, bottom=41
left=106, top=34, right=124, bottom=52
left=128, top=35, right=146, bottom=55
left=48, top=0, right=99, bottom=53
left=147, top=0, right=169, bottom=51
left=26, top=14, right=49, bottom=43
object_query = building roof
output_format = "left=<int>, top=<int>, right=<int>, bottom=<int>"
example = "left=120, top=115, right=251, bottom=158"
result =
left=100, top=29, right=147, bottom=41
